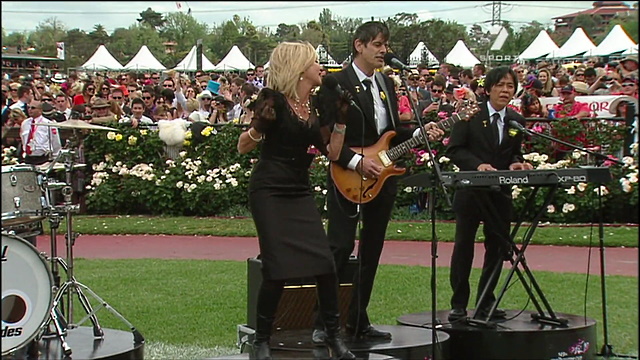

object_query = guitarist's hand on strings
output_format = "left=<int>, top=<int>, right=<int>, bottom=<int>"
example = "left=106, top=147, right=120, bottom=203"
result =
left=356, top=157, right=382, bottom=180
left=423, top=122, right=444, bottom=141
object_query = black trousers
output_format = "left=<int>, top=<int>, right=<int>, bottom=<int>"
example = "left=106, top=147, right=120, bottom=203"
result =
left=325, top=175, right=397, bottom=329
left=449, top=188, right=513, bottom=310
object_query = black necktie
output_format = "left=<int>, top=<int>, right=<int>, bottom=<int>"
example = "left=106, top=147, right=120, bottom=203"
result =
left=362, top=78, right=373, bottom=101
left=492, top=113, right=501, bottom=145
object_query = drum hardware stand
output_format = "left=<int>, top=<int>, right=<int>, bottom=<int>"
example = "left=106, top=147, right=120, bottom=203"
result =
left=43, top=144, right=145, bottom=347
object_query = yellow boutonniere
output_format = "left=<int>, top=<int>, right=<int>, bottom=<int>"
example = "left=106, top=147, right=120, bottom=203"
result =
left=508, top=128, right=519, bottom=137
left=380, top=91, right=386, bottom=101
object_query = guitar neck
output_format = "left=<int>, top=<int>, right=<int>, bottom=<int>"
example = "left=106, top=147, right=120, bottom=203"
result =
left=386, top=113, right=461, bottom=162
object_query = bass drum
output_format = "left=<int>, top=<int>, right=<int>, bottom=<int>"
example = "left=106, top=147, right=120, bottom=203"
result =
left=1, top=233, right=54, bottom=356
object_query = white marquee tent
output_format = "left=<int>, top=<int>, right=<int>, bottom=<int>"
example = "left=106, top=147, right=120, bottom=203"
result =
left=622, top=45, right=638, bottom=55
left=444, top=40, right=480, bottom=68
left=546, top=27, right=596, bottom=59
left=173, top=45, right=216, bottom=72
left=408, top=41, right=439, bottom=67
left=80, top=44, right=124, bottom=70
left=517, top=30, right=560, bottom=61
left=124, top=45, right=166, bottom=71
left=213, top=45, right=254, bottom=71
left=316, top=44, right=340, bottom=67
left=586, top=25, right=637, bottom=57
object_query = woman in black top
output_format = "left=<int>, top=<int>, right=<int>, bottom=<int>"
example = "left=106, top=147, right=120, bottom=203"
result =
left=237, top=41, right=355, bottom=360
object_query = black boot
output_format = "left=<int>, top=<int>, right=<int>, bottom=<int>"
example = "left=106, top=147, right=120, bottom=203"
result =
left=316, top=273, right=356, bottom=360
left=251, top=279, right=284, bottom=360
left=252, top=315, right=273, bottom=360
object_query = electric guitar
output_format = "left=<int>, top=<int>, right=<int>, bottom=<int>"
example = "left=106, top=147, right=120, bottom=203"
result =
left=330, top=101, right=480, bottom=204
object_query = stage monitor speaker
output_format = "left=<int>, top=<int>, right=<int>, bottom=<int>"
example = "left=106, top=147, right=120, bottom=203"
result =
left=247, top=256, right=358, bottom=330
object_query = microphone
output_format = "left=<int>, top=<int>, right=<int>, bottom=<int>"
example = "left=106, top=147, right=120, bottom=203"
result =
left=508, top=120, right=527, bottom=132
left=321, top=75, right=357, bottom=107
left=384, top=53, right=412, bottom=72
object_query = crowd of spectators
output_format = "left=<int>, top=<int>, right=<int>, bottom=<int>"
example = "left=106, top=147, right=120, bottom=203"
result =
left=2, top=55, right=637, bottom=162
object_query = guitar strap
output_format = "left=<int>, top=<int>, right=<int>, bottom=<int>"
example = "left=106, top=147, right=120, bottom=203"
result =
left=374, top=72, right=396, bottom=130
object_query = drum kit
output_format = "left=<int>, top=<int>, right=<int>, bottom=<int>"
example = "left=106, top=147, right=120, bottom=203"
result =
left=2, top=120, right=144, bottom=357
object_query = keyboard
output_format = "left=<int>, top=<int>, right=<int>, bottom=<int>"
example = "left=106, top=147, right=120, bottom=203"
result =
left=441, top=167, right=612, bottom=188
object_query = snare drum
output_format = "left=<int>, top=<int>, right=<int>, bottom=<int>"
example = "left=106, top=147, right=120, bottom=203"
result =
left=1, top=165, right=49, bottom=227
left=1, top=233, right=54, bottom=355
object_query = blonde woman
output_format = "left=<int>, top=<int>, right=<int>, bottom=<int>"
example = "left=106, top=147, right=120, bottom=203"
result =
left=237, top=41, right=355, bottom=360
left=537, top=68, right=558, bottom=97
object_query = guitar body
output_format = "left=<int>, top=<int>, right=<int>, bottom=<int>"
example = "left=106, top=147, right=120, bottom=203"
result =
left=330, top=131, right=406, bottom=204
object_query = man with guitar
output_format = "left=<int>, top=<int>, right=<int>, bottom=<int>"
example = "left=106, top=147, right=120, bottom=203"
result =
left=312, top=21, right=448, bottom=343
left=445, top=66, right=533, bottom=322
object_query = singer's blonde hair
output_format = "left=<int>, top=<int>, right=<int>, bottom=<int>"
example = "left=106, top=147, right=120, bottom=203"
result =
left=266, top=41, right=317, bottom=100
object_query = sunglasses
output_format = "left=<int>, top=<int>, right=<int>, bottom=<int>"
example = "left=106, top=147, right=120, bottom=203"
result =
left=87, top=88, right=95, bottom=91
left=41, top=98, right=52, bottom=101
left=432, top=89, right=443, bottom=93
left=36, top=86, right=45, bottom=89
left=163, top=84, right=173, bottom=88
left=516, top=70, right=524, bottom=73
left=152, top=77, right=160, bottom=80
left=29, top=106, right=39, bottom=110
left=201, top=97, right=212, bottom=100
left=10, top=88, right=18, bottom=91
left=142, top=96, right=152, bottom=100
left=575, top=73, right=584, bottom=76
left=102, top=87, right=110, bottom=90
left=622, top=83, right=636, bottom=87
left=112, top=96, right=123, bottom=99
left=247, top=73, right=255, bottom=76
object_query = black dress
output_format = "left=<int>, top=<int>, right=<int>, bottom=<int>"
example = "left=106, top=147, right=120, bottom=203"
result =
left=249, top=89, right=335, bottom=281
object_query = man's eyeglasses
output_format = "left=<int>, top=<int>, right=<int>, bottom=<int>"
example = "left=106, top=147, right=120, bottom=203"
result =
left=247, top=73, right=255, bottom=76
left=142, top=96, right=152, bottom=100
left=152, top=76, right=160, bottom=80
left=112, top=96, right=123, bottom=100
left=163, top=84, right=173, bottom=88
left=432, top=89, right=443, bottom=93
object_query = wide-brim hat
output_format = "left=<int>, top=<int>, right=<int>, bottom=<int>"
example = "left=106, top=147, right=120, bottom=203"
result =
left=570, top=81, right=589, bottom=94
left=608, top=95, right=638, bottom=115
left=620, top=54, right=638, bottom=65
left=92, top=98, right=111, bottom=109
left=51, top=73, right=66, bottom=83
left=213, top=95, right=234, bottom=110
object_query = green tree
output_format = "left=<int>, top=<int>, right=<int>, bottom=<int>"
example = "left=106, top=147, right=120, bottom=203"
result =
left=137, top=7, right=166, bottom=29
left=274, top=23, right=301, bottom=41
left=89, top=24, right=109, bottom=45
left=28, top=17, right=67, bottom=57
left=160, top=12, right=209, bottom=60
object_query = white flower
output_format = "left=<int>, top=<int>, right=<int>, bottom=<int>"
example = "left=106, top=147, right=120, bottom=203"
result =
left=511, top=186, right=521, bottom=199
left=593, top=186, right=609, bottom=196
left=438, top=156, right=450, bottom=163
left=176, top=181, right=183, bottom=188
left=206, top=176, right=213, bottom=182
left=404, top=187, right=413, bottom=193
left=314, top=186, right=322, bottom=192
left=620, top=178, right=632, bottom=193
left=628, top=172, right=638, bottom=184
left=547, top=205, right=555, bottom=213
left=322, top=189, right=327, bottom=195
left=179, top=151, right=187, bottom=158
left=577, top=183, right=587, bottom=192
left=565, top=186, right=576, bottom=195
left=622, top=156, right=635, bottom=166
left=562, top=203, right=575, bottom=213
left=244, top=171, right=252, bottom=177
left=107, top=132, right=116, bottom=140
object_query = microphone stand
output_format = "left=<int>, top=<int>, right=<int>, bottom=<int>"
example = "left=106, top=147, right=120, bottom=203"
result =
left=398, top=69, right=451, bottom=360
left=516, top=121, right=631, bottom=359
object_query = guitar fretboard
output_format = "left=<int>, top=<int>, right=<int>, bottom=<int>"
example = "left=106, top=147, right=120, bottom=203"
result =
left=386, top=113, right=462, bottom=162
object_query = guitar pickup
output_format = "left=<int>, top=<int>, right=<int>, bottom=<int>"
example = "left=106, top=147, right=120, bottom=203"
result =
left=378, top=151, right=392, bottom=167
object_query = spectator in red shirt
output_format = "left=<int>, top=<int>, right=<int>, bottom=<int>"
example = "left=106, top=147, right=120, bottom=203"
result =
left=73, top=81, right=95, bottom=106
left=553, top=84, right=591, bottom=120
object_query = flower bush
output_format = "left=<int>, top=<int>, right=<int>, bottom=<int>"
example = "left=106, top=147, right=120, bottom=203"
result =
left=2, top=119, right=636, bottom=223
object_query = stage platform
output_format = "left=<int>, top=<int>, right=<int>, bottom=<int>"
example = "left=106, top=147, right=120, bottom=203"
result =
left=398, top=310, right=597, bottom=360
left=208, top=350, right=401, bottom=359
left=212, top=324, right=449, bottom=359
left=3, top=326, right=144, bottom=360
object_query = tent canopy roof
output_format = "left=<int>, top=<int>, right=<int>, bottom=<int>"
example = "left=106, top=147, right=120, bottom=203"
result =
left=444, top=40, right=480, bottom=68
left=80, top=44, right=123, bottom=70
left=518, top=30, right=560, bottom=61
left=124, top=45, right=166, bottom=71
left=408, top=41, right=439, bottom=67
left=213, top=45, right=254, bottom=71
left=546, top=27, right=596, bottom=59
left=173, top=45, right=216, bottom=71
left=587, top=24, right=637, bottom=56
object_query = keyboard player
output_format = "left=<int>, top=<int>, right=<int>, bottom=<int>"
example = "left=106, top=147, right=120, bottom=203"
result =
left=445, top=66, right=533, bottom=322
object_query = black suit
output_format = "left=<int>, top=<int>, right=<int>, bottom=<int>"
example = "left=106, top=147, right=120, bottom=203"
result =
left=445, top=102, right=527, bottom=311
left=324, top=64, right=416, bottom=330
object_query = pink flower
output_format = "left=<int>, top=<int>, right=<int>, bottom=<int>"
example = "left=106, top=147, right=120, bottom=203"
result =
left=603, top=155, right=619, bottom=167
left=437, top=111, right=448, bottom=119
left=532, top=124, right=543, bottom=133
left=442, top=137, right=450, bottom=146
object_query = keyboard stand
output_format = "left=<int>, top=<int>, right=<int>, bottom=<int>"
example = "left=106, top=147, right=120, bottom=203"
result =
left=467, top=183, right=569, bottom=329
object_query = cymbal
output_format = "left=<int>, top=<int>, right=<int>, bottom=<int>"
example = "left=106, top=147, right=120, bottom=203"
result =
left=36, top=162, right=87, bottom=172
left=37, top=120, right=119, bottom=132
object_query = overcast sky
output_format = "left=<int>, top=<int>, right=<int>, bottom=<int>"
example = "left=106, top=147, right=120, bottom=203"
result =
left=2, top=1, right=628, bottom=35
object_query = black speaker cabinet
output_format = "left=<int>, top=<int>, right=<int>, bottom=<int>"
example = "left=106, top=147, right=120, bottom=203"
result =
left=247, top=256, right=359, bottom=330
